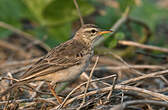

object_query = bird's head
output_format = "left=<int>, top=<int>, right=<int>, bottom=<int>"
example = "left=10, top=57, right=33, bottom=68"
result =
left=74, top=24, right=113, bottom=45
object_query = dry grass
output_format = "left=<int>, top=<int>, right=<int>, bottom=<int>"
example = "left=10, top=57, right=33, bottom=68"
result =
left=0, top=32, right=168, bottom=110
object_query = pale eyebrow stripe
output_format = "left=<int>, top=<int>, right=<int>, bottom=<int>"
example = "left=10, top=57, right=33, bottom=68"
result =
left=84, top=28, right=98, bottom=32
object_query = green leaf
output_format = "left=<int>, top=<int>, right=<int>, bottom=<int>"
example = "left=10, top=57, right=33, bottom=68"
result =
left=130, top=0, right=168, bottom=31
left=0, top=0, right=30, bottom=22
left=0, top=28, right=12, bottom=39
left=43, top=0, right=94, bottom=25
left=0, top=0, right=31, bottom=38
left=115, top=32, right=125, bottom=40
left=108, top=38, right=118, bottom=48
left=23, top=0, right=52, bottom=25
left=46, top=23, right=72, bottom=47
left=118, top=0, right=135, bottom=12
left=96, top=7, right=120, bottom=29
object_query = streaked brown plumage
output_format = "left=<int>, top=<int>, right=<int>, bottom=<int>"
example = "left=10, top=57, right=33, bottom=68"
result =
left=0, top=24, right=112, bottom=101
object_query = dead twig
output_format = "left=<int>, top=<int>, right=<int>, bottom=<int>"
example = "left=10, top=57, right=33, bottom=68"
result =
left=30, top=81, right=45, bottom=99
left=106, top=74, right=118, bottom=100
left=88, top=65, right=166, bottom=71
left=0, top=57, right=40, bottom=69
left=120, top=69, right=168, bottom=85
left=1, top=66, right=31, bottom=76
left=77, top=56, right=99, bottom=110
left=0, top=21, right=50, bottom=51
left=57, top=74, right=116, bottom=109
left=73, top=0, right=84, bottom=26
left=94, top=7, right=130, bottom=46
left=107, top=52, right=144, bottom=76
left=110, top=100, right=168, bottom=110
left=107, top=71, right=118, bottom=101
left=0, top=40, right=31, bottom=58
left=17, top=81, right=46, bottom=109
left=63, top=84, right=168, bottom=106
left=107, top=52, right=168, bottom=85
left=119, top=40, right=168, bottom=53
left=81, top=72, right=98, bottom=89
left=0, top=77, right=19, bottom=82
left=0, top=98, right=56, bottom=106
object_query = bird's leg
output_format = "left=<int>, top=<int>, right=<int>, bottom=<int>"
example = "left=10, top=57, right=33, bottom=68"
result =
left=48, top=82, right=62, bottom=104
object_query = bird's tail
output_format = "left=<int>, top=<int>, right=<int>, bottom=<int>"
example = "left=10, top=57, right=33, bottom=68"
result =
left=0, top=81, right=23, bottom=99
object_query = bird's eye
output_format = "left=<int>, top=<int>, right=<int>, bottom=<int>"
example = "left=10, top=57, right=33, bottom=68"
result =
left=91, top=29, right=96, bottom=33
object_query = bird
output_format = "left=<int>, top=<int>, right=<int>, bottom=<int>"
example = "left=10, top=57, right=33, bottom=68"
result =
left=0, top=24, right=112, bottom=103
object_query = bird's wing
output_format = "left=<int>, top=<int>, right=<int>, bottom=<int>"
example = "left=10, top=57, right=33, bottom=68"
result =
left=21, top=39, right=89, bottom=81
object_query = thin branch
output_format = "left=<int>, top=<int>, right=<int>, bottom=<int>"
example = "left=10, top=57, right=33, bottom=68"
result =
left=94, top=7, right=130, bottom=46
left=118, top=40, right=168, bottom=53
left=106, top=53, right=168, bottom=87
left=106, top=52, right=168, bottom=85
left=30, top=81, right=45, bottom=99
left=156, top=87, right=168, bottom=93
left=64, top=84, right=168, bottom=106
left=88, top=65, right=166, bottom=71
left=107, top=52, right=144, bottom=76
left=113, top=7, right=130, bottom=31
left=1, top=66, right=30, bottom=76
left=77, top=56, right=99, bottom=109
left=0, top=21, right=50, bottom=51
left=73, top=0, right=84, bottom=26
left=57, top=74, right=116, bottom=109
left=120, top=69, right=168, bottom=85
left=81, top=72, right=98, bottom=89
left=107, top=73, right=118, bottom=100
left=0, top=98, right=56, bottom=105
left=0, top=40, right=31, bottom=58
left=0, top=57, right=40, bottom=69
left=111, top=100, right=168, bottom=110
left=0, top=77, right=19, bottom=82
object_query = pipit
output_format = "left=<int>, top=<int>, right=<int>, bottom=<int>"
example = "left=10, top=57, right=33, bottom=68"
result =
left=0, top=24, right=112, bottom=103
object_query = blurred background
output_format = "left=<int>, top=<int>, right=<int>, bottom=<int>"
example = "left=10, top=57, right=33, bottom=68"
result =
left=0, top=0, right=168, bottom=75
left=0, top=0, right=168, bottom=59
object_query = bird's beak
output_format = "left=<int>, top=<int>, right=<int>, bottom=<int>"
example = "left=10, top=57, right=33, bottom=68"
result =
left=97, top=29, right=113, bottom=36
